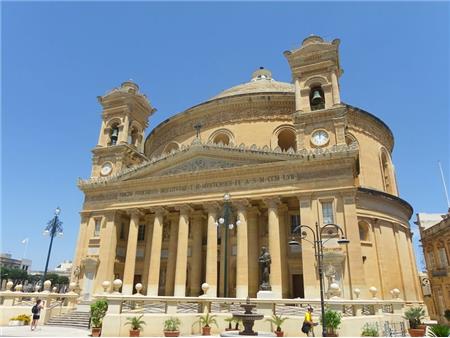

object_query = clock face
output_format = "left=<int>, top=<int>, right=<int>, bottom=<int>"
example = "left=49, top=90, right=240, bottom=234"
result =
left=311, top=130, right=329, bottom=147
left=100, top=162, right=113, bottom=176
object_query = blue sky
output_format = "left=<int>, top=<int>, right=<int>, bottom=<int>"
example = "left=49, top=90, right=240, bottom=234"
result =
left=2, top=2, right=449, bottom=271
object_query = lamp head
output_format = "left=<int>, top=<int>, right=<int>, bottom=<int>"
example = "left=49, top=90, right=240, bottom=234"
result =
left=43, top=230, right=50, bottom=236
left=228, top=224, right=234, bottom=230
left=288, top=239, right=301, bottom=247
left=55, top=207, right=61, bottom=216
left=219, top=217, right=225, bottom=225
left=337, top=236, right=350, bottom=245
left=236, top=220, right=241, bottom=226
left=223, top=193, right=231, bottom=201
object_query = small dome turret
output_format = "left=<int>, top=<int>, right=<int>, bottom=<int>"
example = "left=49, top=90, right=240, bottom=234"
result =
left=251, top=67, right=273, bottom=81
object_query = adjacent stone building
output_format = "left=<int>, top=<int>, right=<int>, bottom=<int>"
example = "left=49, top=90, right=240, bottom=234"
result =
left=417, top=211, right=450, bottom=322
left=72, top=36, right=422, bottom=302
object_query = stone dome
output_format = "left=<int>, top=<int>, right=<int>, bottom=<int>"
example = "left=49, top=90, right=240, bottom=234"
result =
left=209, top=67, right=294, bottom=100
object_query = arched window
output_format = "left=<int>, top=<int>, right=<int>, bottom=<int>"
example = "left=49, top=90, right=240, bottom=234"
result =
left=380, top=149, right=394, bottom=194
left=277, top=129, right=296, bottom=151
left=213, top=133, right=230, bottom=145
left=163, top=142, right=179, bottom=154
left=109, top=123, right=120, bottom=146
left=310, top=86, right=325, bottom=111
left=209, top=129, right=234, bottom=146
left=345, top=134, right=358, bottom=146
left=358, top=221, right=370, bottom=241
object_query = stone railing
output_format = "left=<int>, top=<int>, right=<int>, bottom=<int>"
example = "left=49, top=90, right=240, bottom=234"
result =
left=0, top=280, right=79, bottom=326
left=94, top=280, right=416, bottom=337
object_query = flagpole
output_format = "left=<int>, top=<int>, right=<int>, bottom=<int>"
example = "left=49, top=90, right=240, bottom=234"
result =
left=438, top=161, right=450, bottom=208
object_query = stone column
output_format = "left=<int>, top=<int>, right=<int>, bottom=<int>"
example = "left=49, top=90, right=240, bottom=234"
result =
left=142, top=214, right=154, bottom=294
left=72, top=213, right=90, bottom=280
left=174, top=205, right=192, bottom=297
left=247, top=207, right=259, bottom=297
left=235, top=201, right=249, bottom=298
left=205, top=203, right=219, bottom=297
left=95, top=212, right=118, bottom=293
left=331, top=70, right=341, bottom=105
left=342, top=194, right=366, bottom=295
left=122, top=210, right=141, bottom=294
left=190, top=211, right=204, bottom=296
left=265, top=198, right=283, bottom=298
left=278, top=204, right=290, bottom=298
left=147, top=207, right=166, bottom=296
left=119, top=114, right=130, bottom=144
left=165, top=213, right=179, bottom=296
left=298, top=196, right=320, bottom=298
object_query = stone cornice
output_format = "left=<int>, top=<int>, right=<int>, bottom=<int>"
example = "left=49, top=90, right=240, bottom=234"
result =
left=79, top=141, right=359, bottom=189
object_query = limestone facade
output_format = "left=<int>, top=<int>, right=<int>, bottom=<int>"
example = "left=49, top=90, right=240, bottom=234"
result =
left=72, top=36, right=422, bottom=302
left=417, top=211, right=450, bottom=322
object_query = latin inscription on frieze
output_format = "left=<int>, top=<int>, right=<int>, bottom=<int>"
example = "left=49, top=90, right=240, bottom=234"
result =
left=85, top=172, right=306, bottom=203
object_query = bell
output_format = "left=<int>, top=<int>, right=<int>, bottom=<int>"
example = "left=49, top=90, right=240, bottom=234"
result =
left=111, top=128, right=119, bottom=137
left=311, top=90, right=323, bottom=105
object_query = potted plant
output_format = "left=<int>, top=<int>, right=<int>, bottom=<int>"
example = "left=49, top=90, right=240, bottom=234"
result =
left=321, top=309, right=342, bottom=337
left=404, top=306, right=426, bottom=337
left=90, top=299, right=108, bottom=337
left=361, top=323, right=379, bottom=337
left=125, top=315, right=146, bottom=337
left=193, top=313, right=218, bottom=336
left=224, top=317, right=241, bottom=331
left=266, top=314, right=287, bottom=337
left=8, top=316, right=24, bottom=326
left=163, top=317, right=181, bottom=337
left=428, top=324, right=450, bottom=337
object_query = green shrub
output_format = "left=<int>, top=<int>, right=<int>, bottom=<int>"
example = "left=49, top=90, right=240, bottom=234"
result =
left=428, top=324, right=450, bottom=337
left=164, top=317, right=181, bottom=331
left=361, top=323, right=379, bottom=337
left=90, top=299, right=108, bottom=328
left=321, top=309, right=342, bottom=335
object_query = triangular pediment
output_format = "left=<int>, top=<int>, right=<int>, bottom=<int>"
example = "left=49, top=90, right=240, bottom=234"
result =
left=121, top=145, right=287, bottom=181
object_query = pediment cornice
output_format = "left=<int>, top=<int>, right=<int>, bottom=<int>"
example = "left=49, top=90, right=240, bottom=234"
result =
left=78, top=140, right=358, bottom=190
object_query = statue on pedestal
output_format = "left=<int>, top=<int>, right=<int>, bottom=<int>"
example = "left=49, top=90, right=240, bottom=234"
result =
left=259, top=246, right=272, bottom=291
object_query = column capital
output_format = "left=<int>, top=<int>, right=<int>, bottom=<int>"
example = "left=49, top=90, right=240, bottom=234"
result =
left=175, top=204, right=194, bottom=215
left=127, top=208, right=145, bottom=219
left=247, top=206, right=260, bottom=216
left=204, top=202, right=220, bottom=214
left=263, top=197, right=281, bottom=209
left=233, top=199, right=251, bottom=212
left=150, top=206, right=168, bottom=216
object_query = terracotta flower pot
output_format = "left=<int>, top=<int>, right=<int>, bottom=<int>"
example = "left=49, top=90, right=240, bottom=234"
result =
left=408, top=328, right=425, bottom=337
left=275, top=330, right=284, bottom=337
left=202, top=326, right=211, bottom=335
left=92, top=327, right=102, bottom=337
left=129, top=329, right=140, bottom=337
left=164, top=331, right=180, bottom=337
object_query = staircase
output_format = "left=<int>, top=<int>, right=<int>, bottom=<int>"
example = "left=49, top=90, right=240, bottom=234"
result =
left=46, top=310, right=90, bottom=329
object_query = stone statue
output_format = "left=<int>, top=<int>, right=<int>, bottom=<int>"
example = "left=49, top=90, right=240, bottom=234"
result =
left=259, top=246, right=272, bottom=291
left=72, top=265, right=81, bottom=283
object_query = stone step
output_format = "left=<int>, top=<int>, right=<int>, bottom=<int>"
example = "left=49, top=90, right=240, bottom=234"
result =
left=47, top=311, right=91, bottom=329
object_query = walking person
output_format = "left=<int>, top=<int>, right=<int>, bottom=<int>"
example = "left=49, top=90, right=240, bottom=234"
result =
left=301, top=305, right=316, bottom=337
left=31, top=299, right=44, bottom=331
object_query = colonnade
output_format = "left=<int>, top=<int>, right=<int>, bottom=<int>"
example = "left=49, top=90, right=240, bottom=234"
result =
left=73, top=193, right=368, bottom=299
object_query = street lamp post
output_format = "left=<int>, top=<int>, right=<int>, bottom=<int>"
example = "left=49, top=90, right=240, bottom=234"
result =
left=42, top=207, right=63, bottom=284
left=289, top=222, right=349, bottom=337
left=214, top=193, right=241, bottom=297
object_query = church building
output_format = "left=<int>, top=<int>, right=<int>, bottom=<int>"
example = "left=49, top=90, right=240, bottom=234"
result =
left=73, top=36, right=422, bottom=302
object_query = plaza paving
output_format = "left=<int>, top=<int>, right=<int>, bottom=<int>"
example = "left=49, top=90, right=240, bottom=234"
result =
left=0, top=325, right=90, bottom=337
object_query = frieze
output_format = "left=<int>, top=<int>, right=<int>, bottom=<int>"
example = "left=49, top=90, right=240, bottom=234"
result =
left=158, top=157, right=249, bottom=176
left=84, top=167, right=350, bottom=204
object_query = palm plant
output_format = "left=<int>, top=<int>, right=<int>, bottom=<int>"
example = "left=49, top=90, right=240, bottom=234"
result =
left=361, top=323, right=379, bottom=337
left=404, top=307, right=425, bottom=329
left=164, top=317, right=181, bottom=331
left=427, top=324, right=450, bottom=337
left=125, top=315, right=146, bottom=331
left=194, top=313, right=218, bottom=328
left=266, top=314, right=287, bottom=332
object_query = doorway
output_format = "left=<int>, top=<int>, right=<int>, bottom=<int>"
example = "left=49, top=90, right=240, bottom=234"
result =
left=292, top=274, right=304, bottom=298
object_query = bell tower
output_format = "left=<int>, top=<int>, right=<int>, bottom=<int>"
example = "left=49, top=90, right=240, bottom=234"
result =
left=284, top=36, right=347, bottom=150
left=91, top=81, right=156, bottom=178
